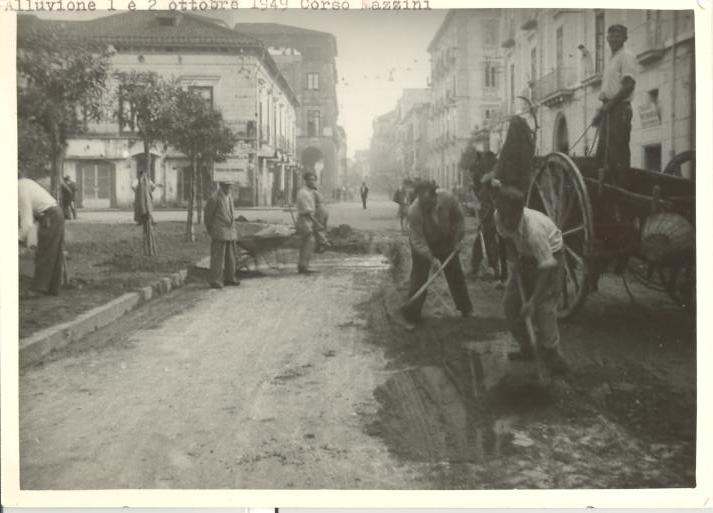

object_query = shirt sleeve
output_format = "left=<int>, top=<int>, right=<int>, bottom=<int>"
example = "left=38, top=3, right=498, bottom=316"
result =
left=296, top=190, right=315, bottom=215
left=18, top=183, right=34, bottom=243
left=494, top=210, right=507, bottom=239
left=620, top=51, right=637, bottom=82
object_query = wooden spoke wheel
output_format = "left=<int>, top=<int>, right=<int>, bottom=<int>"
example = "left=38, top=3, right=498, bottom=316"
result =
left=527, top=152, right=594, bottom=320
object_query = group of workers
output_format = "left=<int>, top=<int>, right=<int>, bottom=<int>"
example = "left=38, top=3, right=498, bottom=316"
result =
left=19, top=24, right=635, bottom=379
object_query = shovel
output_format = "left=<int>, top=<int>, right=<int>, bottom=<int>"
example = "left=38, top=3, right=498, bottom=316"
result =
left=516, top=272, right=547, bottom=385
left=406, top=246, right=459, bottom=306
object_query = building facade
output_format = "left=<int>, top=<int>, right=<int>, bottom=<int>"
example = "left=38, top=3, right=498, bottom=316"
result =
left=20, top=12, right=299, bottom=208
left=232, top=23, right=343, bottom=195
left=427, top=9, right=504, bottom=191
left=369, top=110, right=398, bottom=194
left=492, top=9, right=695, bottom=174
left=395, top=89, right=431, bottom=181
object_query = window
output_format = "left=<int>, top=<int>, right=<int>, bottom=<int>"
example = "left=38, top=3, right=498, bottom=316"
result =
left=306, top=72, right=319, bottom=90
left=188, top=86, right=213, bottom=109
left=307, top=110, right=321, bottom=137
left=118, top=87, right=135, bottom=133
left=595, top=12, right=605, bottom=73
left=530, top=47, right=537, bottom=82
left=484, top=25, right=497, bottom=46
left=643, top=144, right=662, bottom=172
left=484, top=63, right=497, bottom=88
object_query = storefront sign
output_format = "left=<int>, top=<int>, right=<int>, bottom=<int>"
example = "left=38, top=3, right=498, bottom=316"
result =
left=638, top=103, right=661, bottom=129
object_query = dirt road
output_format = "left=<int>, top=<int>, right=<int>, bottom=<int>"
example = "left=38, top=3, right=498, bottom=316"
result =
left=20, top=229, right=696, bottom=489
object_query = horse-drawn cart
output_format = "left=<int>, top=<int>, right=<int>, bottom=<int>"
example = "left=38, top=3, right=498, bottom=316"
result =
left=526, top=151, right=695, bottom=319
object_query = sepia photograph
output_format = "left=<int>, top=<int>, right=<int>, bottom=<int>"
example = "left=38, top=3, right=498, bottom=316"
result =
left=2, top=1, right=709, bottom=503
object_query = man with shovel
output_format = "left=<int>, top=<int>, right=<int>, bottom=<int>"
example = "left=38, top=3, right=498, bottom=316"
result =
left=399, top=180, right=473, bottom=325
left=494, top=186, right=569, bottom=376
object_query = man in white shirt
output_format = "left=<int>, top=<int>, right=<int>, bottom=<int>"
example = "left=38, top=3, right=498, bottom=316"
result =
left=18, top=177, right=65, bottom=296
left=294, top=172, right=324, bottom=274
left=593, top=24, right=636, bottom=183
left=495, top=186, right=568, bottom=375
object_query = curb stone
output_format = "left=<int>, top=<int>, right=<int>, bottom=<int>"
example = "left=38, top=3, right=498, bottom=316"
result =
left=19, top=264, right=200, bottom=368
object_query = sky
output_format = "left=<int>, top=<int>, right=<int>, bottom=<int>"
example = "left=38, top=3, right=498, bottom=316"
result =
left=217, top=10, right=447, bottom=158
left=34, top=9, right=446, bottom=159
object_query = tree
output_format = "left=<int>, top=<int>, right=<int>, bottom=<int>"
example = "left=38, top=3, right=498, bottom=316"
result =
left=115, top=71, right=180, bottom=255
left=17, top=17, right=111, bottom=196
left=166, top=89, right=237, bottom=242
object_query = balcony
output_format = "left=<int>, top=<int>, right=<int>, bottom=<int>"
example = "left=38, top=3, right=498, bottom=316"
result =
left=632, top=13, right=695, bottom=66
left=531, top=67, right=577, bottom=107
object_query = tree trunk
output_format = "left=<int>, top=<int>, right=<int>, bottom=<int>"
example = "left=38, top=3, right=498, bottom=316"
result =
left=196, top=162, right=203, bottom=225
left=142, top=139, right=157, bottom=256
left=185, top=155, right=196, bottom=242
left=51, top=124, right=62, bottom=201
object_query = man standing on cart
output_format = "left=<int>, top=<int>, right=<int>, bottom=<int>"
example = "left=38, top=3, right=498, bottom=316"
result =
left=592, top=23, right=637, bottom=281
left=593, top=24, right=636, bottom=186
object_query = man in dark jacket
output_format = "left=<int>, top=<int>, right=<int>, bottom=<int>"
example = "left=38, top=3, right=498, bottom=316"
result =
left=204, top=182, right=240, bottom=289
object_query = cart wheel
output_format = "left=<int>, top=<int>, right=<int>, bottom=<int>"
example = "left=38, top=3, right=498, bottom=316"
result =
left=527, top=152, right=594, bottom=320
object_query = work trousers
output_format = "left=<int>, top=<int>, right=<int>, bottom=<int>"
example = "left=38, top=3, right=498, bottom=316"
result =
left=595, top=101, right=632, bottom=186
left=503, top=252, right=564, bottom=351
left=295, top=216, right=315, bottom=271
left=402, top=247, right=473, bottom=320
left=315, top=208, right=329, bottom=246
left=210, top=239, right=237, bottom=286
left=33, top=205, right=65, bottom=295
left=361, top=196, right=368, bottom=209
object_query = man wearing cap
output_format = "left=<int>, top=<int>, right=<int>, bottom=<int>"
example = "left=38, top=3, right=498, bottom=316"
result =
left=18, top=176, right=66, bottom=297
left=400, top=180, right=473, bottom=324
left=295, top=171, right=324, bottom=274
left=61, top=175, right=78, bottom=220
left=204, top=181, right=240, bottom=289
left=593, top=24, right=637, bottom=182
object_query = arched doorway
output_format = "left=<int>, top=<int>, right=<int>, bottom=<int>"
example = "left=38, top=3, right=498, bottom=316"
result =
left=553, top=113, right=569, bottom=153
left=301, top=146, right=324, bottom=181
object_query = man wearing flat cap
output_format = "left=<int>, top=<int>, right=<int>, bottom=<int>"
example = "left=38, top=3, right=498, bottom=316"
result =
left=593, top=24, right=637, bottom=182
left=204, top=181, right=240, bottom=289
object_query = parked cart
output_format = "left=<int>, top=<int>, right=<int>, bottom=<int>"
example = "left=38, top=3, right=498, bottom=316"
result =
left=526, top=150, right=695, bottom=318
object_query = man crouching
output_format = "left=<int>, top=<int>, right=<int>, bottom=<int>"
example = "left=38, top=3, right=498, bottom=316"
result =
left=494, top=186, right=569, bottom=375
left=400, top=180, right=473, bottom=324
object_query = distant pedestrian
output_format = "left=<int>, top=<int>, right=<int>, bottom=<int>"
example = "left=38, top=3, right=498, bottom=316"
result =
left=295, top=172, right=323, bottom=274
left=204, top=181, right=240, bottom=289
left=494, top=186, right=569, bottom=375
left=18, top=176, right=65, bottom=297
left=360, top=182, right=369, bottom=209
left=400, top=180, right=473, bottom=324
left=61, top=175, right=78, bottom=220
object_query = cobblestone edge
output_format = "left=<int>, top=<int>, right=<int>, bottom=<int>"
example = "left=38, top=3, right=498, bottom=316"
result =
left=19, top=267, right=194, bottom=368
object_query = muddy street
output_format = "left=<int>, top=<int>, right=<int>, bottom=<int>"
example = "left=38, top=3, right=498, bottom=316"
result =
left=20, top=224, right=695, bottom=489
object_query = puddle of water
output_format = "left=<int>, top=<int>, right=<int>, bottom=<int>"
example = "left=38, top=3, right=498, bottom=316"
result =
left=371, top=365, right=523, bottom=464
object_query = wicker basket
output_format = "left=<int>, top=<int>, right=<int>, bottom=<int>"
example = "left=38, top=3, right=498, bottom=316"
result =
left=640, top=213, right=694, bottom=263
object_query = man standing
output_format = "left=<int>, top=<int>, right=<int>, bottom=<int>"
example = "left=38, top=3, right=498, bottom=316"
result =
left=61, top=175, right=78, bottom=220
left=18, top=176, right=65, bottom=296
left=400, top=180, right=473, bottom=324
left=593, top=24, right=636, bottom=184
left=392, top=181, right=411, bottom=233
left=494, top=186, right=568, bottom=375
left=295, top=172, right=323, bottom=274
left=204, top=181, right=240, bottom=289
left=360, top=181, right=369, bottom=210
left=310, top=179, right=332, bottom=253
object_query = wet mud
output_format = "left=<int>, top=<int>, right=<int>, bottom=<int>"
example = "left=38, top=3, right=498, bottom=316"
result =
left=360, top=236, right=696, bottom=488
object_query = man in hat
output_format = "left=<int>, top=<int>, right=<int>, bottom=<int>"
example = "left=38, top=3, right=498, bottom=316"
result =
left=18, top=176, right=66, bottom=296
left=204, top=181, right=240, bottom=289
left=400, top=180, right=473, bottom=324
left=295, top=171, right=324, bottom=274
left=592, top=24, right=636, bottom=183
left=494, top=186, right=569, bottom=375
